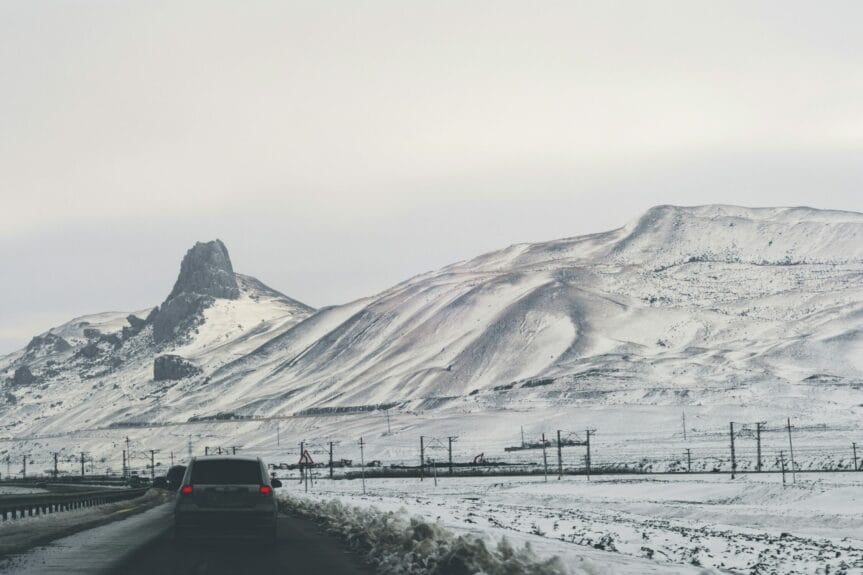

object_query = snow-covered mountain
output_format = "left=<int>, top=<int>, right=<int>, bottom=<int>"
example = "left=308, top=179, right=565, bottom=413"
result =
left=2, top=206, right=862, bottom=438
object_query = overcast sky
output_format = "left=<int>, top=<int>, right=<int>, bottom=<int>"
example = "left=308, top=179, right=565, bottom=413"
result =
left=1, top=1, right=862, bottom=354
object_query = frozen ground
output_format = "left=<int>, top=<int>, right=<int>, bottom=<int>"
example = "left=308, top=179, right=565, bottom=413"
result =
left=281, top=473, right=863, bottom=575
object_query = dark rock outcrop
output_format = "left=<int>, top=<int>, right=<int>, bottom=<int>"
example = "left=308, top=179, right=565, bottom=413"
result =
left=12, top=366, right=37, bottom=386
left=83, top=328, right=102, bottom=339
left=26, top=334, right=71, bottom=354
left=150, top=240, right=240, bottom=344
left=154, top=355, right=202, bottom=381
left=122, top=314, right=147, bottom=338
left=168, top=240, right=239, bottom=301
left=152, top=294, right=212, bottom=344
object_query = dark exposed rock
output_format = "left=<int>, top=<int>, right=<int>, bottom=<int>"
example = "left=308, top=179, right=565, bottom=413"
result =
left=150, top=240, right=239, bottom=344
left=83, top=328, right=102, bottom=339
left=122, top=315, right=146, bottom=338
left=154, top=355, right=202, bottom=381
left=152, top=294, right=213, bottom=344
left=78, top=343, right=101, bottom=359
left=3, top=392, right=16, bottom=405
left=168, top=240, right=239, bottom=301
left=12, top=366, right=37, bottom=386
left=26, top=333, right=71, bottom=354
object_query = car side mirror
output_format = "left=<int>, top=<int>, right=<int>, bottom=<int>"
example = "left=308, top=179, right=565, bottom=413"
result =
left=271, top=478, right=282, bottom=488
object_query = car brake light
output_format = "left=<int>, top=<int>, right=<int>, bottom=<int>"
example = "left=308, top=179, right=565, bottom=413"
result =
left=259, top=485, right=272, bottom=495
left=180, top=485, right=193, bottom=495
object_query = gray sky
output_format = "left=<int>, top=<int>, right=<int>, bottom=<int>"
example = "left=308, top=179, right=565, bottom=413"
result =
left=1, top=1, right=862, bottom=354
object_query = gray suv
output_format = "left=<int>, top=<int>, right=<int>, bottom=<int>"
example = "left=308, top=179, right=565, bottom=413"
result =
left=174, top=455, right=282, bottom=542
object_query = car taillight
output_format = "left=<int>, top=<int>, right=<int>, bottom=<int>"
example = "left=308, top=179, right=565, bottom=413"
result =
left=259, top=485, right=272, bottom=495
left=180, top=485, right=193, bottom=495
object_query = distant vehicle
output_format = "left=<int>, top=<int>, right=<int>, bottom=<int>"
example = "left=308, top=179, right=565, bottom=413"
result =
left=174, top=456, right=282, bottom=543
left=166, top=465, right=186, bottom=491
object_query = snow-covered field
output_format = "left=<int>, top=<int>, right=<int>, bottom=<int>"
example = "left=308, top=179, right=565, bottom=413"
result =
left=281, top=473, right=863, bottom=574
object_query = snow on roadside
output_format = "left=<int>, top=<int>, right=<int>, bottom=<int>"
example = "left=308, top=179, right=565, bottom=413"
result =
left=0, top=489, right=171, bottom=558
left=279, top=473, right=863, bottom=575
left=279, top=494, right=585, bottom=575
left=0, top=502, right=173, bottom=574
left=278, top=493, right=715, bottom=575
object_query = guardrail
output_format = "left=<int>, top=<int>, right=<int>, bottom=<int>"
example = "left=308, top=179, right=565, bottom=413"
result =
left=0, top=487, right=148, bottom=521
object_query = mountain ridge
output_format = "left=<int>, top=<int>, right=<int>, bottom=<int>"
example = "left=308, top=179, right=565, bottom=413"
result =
left=1, top=205, right=862, bottom=438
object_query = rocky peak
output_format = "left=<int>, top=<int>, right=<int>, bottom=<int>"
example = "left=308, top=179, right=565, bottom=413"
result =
left=150, top=240, right=239, bottom=344
left=167, top=240, right=240, bottom=301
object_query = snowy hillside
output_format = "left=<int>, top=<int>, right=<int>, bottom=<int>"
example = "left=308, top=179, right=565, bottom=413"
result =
left=0, top=240, right=314, bottom=434
left=199, top=205, right=863, bottom=422
left=1, top=206, right=862, bottom=440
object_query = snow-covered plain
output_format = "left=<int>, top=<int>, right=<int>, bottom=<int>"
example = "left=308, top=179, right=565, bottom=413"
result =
left=281, top=473, right=863, bottom=575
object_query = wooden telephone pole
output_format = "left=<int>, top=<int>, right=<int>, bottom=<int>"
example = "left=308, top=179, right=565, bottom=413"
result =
left=729, top=422, right=737, bottom=479
left=585, top=429, right=595, bottom=481
left=556, top=430, right=563, bottom=479
left=419, top=436, right=425, bottom=481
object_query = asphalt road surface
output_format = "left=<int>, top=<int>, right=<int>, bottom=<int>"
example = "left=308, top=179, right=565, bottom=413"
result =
left=110, top=514, right=375, bottom=575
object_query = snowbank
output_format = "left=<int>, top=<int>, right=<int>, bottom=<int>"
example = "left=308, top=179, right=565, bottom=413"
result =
left=279, top=495, right=603, bottom=575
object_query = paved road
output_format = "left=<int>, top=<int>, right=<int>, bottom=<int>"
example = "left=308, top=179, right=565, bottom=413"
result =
left=110, top=514, right=375, bottom=575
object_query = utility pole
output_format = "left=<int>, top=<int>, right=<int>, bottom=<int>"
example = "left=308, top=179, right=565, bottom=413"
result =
left=780, top=450, right=787, bottom=486
left=125, top=437, right=131, bottom=472
left=329, top=441, right=334, bottom=479
left=205, top=447, right=209, bottom=456
left=521, top=426, right=525, bottom=449
left=541, top=433, right=548, bottom=482
left=729, top=422, right=737, bottom=479
left=81, top=452, right=86, bottom=478
left=447, top=437, right=455, bottom=476
left=585, top=429, right=594, bottom=481
left=556, top=430, right=563, bottom=479
left=786, top=418, right=796, bottom=484
left=419, top=436, right=425, bottom=481
left=685, top=448, right=692, bottom=473
left=170, top=451, right=174, bottom=467
left=755, top=422, right=765, bottom=472
left=385, top=409, right=391, bottom=435
left=122, top=450, right=127, bottom=479
left=149, top=450, right=156, bottom=481
left=299, top=441, right=305, bottom=492
left=682, top=410, right=687, bottom=442
left=23, top=455, right=27, bottom=479
left=359, top=437, right=366, bottom=495
left=276, top=422, right=280, bottom=447
left=853, top=442, right=859, bottom=472
left=53, top=452, right=59, bottom=479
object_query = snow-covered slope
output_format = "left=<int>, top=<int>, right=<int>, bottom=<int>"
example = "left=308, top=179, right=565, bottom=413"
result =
left=199, top=205, right=863, bottom=421
left=2, top=206, right=862, bottom=437
left=0, top=240, right=314, bottom=433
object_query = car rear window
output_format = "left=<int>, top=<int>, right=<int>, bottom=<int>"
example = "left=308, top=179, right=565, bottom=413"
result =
left=191, top=460, right=262, bottom=484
